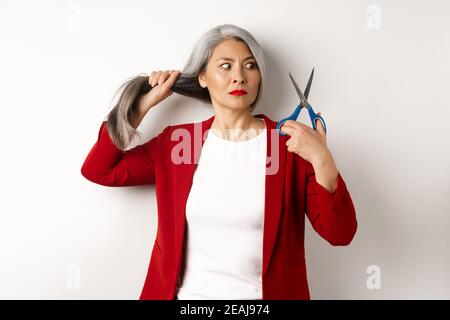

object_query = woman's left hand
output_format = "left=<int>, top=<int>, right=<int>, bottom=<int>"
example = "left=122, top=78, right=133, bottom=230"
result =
left=280, top=113, right=331, bottom=166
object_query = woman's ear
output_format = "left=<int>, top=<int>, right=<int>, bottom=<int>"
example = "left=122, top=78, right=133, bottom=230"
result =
left=198, top=71, right=207, bottom=88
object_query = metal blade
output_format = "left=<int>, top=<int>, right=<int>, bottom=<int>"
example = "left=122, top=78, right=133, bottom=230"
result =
left=288, top=71, right=307, bottom=104
left=304, top=68, right=314, bottom=100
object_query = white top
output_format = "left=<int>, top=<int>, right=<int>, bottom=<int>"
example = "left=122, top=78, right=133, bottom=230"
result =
left=176, top=119, right=267, bottom=300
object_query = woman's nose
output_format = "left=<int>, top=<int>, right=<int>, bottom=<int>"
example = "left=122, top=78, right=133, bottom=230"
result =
left=232, top=74, right=246, bottom=83
left=232, top=68, right=246, bottom=83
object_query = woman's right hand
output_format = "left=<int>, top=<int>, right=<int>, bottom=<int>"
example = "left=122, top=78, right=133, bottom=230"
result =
left=138, top=69, right=181, bottom=113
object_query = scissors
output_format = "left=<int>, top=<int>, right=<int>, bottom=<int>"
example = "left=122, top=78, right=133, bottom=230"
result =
left=276, top=68, right=327, bottom=136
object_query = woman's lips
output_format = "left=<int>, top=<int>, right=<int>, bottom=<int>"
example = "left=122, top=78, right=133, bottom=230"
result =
left=229, top=90, right=247, bottom=96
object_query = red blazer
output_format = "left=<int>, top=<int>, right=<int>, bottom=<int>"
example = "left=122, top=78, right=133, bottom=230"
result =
left=81, top=113, right=357, bottom=300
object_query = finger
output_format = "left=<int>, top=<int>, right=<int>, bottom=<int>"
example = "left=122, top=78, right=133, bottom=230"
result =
left=315, top=113, right=326, bottom=135
left=285, top=137, right=293, bottom=147
left=148, top=71, right=156, bottom=85
left=284, top=119, right=308, bottom=131
left=163, top=70, right=178, bottom=81
left=150, top=71, right=159, bottom=87
left=163, top=70, right=180, bottom=88
left=280, top=123, right=293, bottom=135
left=151, top=70, right=162, bottom=87
left=283, top=120, right=296, bottom=127
left=154, top=70, right=163, bottom=86
left=158, top=70, right=171, bottom=85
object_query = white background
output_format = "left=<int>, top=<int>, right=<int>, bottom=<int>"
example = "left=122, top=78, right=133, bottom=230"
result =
left=1, top=0, right=449, bottom=299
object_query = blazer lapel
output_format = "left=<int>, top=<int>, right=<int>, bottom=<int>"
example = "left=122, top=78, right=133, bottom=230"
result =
left=259, top=114, right=286, bottom=276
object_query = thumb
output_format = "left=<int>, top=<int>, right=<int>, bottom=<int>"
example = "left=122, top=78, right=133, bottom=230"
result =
left=315, top=112, right=326, bottom=135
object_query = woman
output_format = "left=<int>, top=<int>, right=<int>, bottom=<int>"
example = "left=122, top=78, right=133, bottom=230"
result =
left=81, top=24, right=357, bottom=300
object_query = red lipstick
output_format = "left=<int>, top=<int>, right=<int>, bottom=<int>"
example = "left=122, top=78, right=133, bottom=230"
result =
left=229, top=90, right=247, bottom=96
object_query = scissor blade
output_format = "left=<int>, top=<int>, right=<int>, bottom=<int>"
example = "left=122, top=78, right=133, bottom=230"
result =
left=304, top=68, right=314, bottom=100
left=288, top=71, right=307, bottom=103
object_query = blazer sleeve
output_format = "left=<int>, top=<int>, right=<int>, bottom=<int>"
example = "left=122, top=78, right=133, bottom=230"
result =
left=304, top=161, right=358, bottom=246
left=81, top=121, right=171, bottom=187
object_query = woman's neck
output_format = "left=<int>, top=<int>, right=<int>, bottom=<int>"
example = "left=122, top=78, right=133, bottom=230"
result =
left=210, top=113, right=265, bottom=141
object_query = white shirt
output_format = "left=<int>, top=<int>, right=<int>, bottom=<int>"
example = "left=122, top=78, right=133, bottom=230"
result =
left=176, top=119, right=267, bottom=300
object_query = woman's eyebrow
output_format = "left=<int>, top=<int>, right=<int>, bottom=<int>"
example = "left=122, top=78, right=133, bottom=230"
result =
left=216, top=56, right=255, bottom=61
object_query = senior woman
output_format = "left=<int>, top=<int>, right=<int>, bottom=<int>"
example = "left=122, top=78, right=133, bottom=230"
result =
left=81, top=24, right=357, bottom=300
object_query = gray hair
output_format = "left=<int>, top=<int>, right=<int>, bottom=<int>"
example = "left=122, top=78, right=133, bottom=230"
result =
left=106, top=24, right=266, bottom=150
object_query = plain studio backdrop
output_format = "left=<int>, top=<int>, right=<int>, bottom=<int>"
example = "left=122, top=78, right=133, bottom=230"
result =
left=1, top=0, right=449, bottom=299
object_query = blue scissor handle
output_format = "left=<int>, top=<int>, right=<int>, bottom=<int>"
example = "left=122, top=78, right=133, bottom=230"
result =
left=307, top=104, right=327, bottom=133
left=276, top=104, right=327, bottom=136
left=276, top=105, right=301, bottom=136
left=277, top=105, right=303, bottom=136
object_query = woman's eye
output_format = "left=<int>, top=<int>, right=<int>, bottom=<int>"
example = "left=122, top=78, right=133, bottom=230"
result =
left=220, top=62, right=257, bottom=70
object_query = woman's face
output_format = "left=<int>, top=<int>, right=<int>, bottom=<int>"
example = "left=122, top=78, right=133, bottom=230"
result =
left=198, top=38, right=261, bottom=112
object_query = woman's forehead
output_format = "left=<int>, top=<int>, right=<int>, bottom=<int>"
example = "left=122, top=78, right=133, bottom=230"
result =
left=211, top=39, right=253, bottom=59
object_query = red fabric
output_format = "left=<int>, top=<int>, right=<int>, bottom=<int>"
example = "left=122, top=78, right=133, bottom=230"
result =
left=81, top=113, right=357, bottom=300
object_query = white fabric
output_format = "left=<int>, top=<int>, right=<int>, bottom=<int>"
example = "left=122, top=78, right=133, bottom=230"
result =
left=176, top=119, right=267, bottom=300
